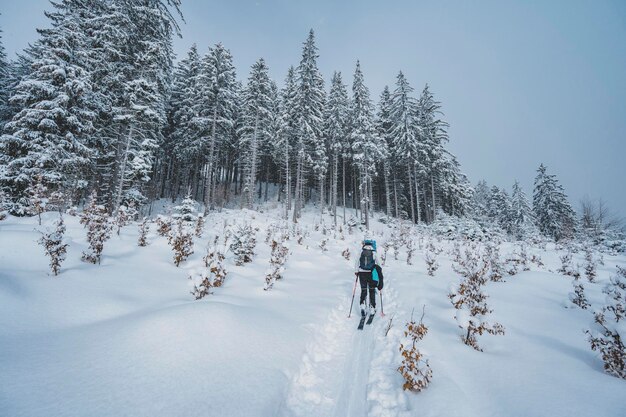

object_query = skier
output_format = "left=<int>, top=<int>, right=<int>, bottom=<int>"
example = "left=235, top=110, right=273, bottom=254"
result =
left=356, top=238, right=384, bottom=317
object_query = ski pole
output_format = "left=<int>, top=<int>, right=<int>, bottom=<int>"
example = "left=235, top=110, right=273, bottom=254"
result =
left=380, top=290, right=385, bottom=317
left=348, top=273, right=359, bottom=318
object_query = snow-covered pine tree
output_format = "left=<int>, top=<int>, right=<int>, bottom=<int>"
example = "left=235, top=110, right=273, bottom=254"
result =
left=471, top=180, right=491, bottom=221
left=292, top=30, right=325, bottom=222
left=239, top=59, right=273, bottom=209
left=173, top=194, right=198, bottom=223
left=350, top=61, right=383, bottom=229
left=0, top=24, right=11, bottom=131
left=167, top=45, right=202, bottom=200
left=38, top=216, right=69, bottom=276
left=398, top=307, right=432, bottom=391
left=0, top=0, right=95, bottom=212
left=277, top=66, right=298, bottom=219
left=376, top=86, right=395, bottom=219
left=448, top=247, right=505, bottom=351
left=80, top=191, right=112, bottom=264
left=510, top=180, right=535, bottom=240
left=586, top=266, right=626, bottom=379
left=487, top=186, right=512, bottom=234
left=111, top=0, right=181, bottom=210
left=230, top=224, right=257, bottom=266
left=533, top=164, right=577, bottom=241
left=389, top=72, right=423, bottom=224
left=324, top=71, right=349, bottom=225
left=194, top=43, right=238, bottom=211
left=417, top=84, right=449, bottom=222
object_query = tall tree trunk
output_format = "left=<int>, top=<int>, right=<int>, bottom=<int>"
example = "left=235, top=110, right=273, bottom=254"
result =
left=292, top=153, right=302, bottom=223
left=414, top=165, right=421, bottom=224
left=431, top=174, right=436, bottom=221
left=406, top=159, right=415, bottom=224
left=204, top=106, right=219, bottom=214
left=246, top=114, right=260, bottom=209
left=115, top=122, right=134, bottom=210
left=342, top=157, right=346, bottom=225
left=384, top=160, right=392, bottom=219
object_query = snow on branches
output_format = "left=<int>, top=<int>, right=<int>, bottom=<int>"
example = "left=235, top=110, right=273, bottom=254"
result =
left=80, top=192, right=112, bottom=264
left=448, top=246, right=505, bottom=351
left=586, top=266, right=626, bottom=379
left=398, top=307, right=432, bottom=392
left=38, top=216, right=69, bottom=276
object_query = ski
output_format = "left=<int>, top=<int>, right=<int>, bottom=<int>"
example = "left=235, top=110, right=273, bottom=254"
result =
left=366, top=313, right=375, bottom=325
left=357, top=315, right=367, bottom=330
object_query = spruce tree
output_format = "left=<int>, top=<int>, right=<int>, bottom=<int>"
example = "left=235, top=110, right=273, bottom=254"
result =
left=195, top=43, right=238, bottom=211
left=0, top=0, right=95, bottom=212
left=389, top=71, right=422, bottom=223
left=323, top=71, right=349, bottom=226
left=293, top=30, right=325, bottom=222
left=533, top=164, right=576, bottom=241
left=239, top=58, right=273, bottom=209
left=350, top=61, right=382, bottom=229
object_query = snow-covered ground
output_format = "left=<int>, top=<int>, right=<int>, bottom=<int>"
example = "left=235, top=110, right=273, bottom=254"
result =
left=1, top=205, right=625, bottom=417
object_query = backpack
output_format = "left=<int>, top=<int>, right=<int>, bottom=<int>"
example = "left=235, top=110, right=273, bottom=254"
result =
left=359, top=245, right=375, bottom=270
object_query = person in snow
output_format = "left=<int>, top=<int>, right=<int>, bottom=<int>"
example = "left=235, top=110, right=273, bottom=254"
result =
left=355, top=238, right=384, bottom=316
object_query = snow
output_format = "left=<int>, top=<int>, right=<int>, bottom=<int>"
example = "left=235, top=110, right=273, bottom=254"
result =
left=1, top=207, right=625, bottom=417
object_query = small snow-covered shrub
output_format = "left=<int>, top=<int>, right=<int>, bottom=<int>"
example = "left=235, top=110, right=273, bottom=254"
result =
left=168, top=218, right=194, bottom=267
left=484, top=243, right=505, bottom=282
left=381, top=241, right=389, bottom=265
left=114, top=203, right=137, bottom=235
left=194, top=214, right=205, bottom=237
left=27, top=176, right=48, bottom=225
left=319, top=238, right=328, bottom=252
left=583, top=245, right=598, bottom=283
left=557, top=250, right=580, bottom=279
left=586, top=266, right=626, bottom=379
left=265, top=237, right=289, bottom=290
left=342, top=248, right=351, bottom=261
left=190, top=246, right=228, bottom=299
left=156, top=215, right=172, bottom=237
left=406, top=239, right=414, bottom=265
left=230, top=224, right=257, bottom=266
left=449, top=247, right=505, bottom=351
left=138, top=217, right=149, bottom=247
left=80, top=192, right=112, bottom=264
left=398, top=308, right=432, bottom=392
left=38, top=216, right=69, bottom=276
left=569, top=276, right=590, bottom=309
left=424, top=247, right=438, bottom=276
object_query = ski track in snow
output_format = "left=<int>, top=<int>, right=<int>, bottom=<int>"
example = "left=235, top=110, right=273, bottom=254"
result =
left=282, top=284, right=408, bottom=417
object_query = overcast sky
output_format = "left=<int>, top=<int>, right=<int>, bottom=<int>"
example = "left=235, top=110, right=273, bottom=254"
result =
left=1, top=0, right=625, bottom=218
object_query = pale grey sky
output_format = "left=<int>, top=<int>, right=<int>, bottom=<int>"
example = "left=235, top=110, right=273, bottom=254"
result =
left=1, top=0, right=625, bottom=218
